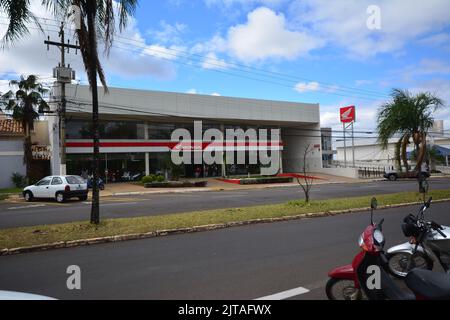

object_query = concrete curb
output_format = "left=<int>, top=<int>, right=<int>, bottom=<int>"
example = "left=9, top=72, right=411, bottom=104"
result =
left=1, top=198, right=449, bottom=256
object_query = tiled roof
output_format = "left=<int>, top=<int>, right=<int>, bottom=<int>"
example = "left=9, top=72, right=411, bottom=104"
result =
left=0, top=119, right=24, bottom=135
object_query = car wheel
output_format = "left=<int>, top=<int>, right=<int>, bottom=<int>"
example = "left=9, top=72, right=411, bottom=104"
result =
left=55, top=192, right=65, bottom=203
left=24, top=191, right=33, bottom=202
left=78, top=195, right=88, bottom=201
left=388, top=174, right=397, bottom=181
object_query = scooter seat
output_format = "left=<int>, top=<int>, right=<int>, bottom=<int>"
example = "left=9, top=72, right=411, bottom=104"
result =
left=405, top=269, right=450, bottom=300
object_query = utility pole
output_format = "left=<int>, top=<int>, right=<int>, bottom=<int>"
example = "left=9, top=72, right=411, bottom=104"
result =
left=45, top=22, right=80, bottom=175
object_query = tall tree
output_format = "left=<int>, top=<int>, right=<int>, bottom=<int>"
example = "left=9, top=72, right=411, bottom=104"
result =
left=0, top=75, right=49, bottom=181
left=1, top=0, right=139, bottom=224
left=377, top=89, right=444, bottom=174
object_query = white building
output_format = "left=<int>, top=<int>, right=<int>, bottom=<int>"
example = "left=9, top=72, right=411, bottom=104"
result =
left=48, top=84, right=323, bottom=178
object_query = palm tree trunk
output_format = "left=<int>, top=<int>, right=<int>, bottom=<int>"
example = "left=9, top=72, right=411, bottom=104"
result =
left=414, top=133, right=427, bottom=172
left=86, top=2, right=100, bottom=225
left=23, top=123, right=33, bottom=183
left=401, top=134, right=410, bottom=174
left=395, top=137, right=403, bottom=172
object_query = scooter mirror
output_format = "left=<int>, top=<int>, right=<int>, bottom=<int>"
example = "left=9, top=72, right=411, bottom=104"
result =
left=371, top=197, right=378, bottom=210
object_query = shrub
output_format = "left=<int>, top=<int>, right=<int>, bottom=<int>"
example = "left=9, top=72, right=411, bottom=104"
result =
left=156, top=175, right=165, bottom=182
left=11, top=172, right=27, bottom=188
left=141, top=175, right=155, bottom=184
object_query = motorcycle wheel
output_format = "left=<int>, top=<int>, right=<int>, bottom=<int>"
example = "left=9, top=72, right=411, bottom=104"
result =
left=325, top=278, right=366, bottom=300
left=387, top=252, right=433, bottom=278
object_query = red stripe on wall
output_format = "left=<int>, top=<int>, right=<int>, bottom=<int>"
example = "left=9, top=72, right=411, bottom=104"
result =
left=66, top=141, right=284, bottom=150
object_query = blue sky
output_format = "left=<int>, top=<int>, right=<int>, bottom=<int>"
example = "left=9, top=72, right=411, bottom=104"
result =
left=1, top=0, right=450, bottom=132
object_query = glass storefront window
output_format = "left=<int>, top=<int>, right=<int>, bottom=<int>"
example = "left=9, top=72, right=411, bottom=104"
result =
left=66, top=120, right=142, bottom=139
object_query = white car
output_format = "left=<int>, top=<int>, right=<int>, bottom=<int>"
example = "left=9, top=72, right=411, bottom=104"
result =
left=23, top=176, right=89, bottom=203
left=0, top=291, right=56, bottom=300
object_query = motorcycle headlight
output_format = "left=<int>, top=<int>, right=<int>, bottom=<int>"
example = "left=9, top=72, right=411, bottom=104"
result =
left=358, top=234, right=364, bottom=248
left=373, top=230, right=385, bottom=247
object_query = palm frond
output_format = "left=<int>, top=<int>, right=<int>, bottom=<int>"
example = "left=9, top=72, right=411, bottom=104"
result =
left=0, top=0, right=43, bottom=48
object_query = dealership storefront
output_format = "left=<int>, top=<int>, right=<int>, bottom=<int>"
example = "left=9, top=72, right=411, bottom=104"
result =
left=49, top=85, right=322, bottom=180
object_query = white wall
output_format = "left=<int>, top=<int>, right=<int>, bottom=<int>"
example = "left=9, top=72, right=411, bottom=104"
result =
left=60, top=84, right=320, bottom=124
left=318, top=167, right=360, bottom=179
left=335, top=143, right=396, bottom=164
left=282, top=124, right=323, bottom=173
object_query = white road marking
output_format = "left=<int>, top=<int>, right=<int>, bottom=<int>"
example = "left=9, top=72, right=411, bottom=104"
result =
left=83, top=201, right=139, bottom=206
left=255, top=286, right=310, bottom=300
left=7, top=204, right=46, bottom=210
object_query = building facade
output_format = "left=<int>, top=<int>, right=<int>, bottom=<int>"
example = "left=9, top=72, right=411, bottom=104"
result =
left=0, top=114, right=51, bottom=188
left=49, top=85, right=322, bottom=180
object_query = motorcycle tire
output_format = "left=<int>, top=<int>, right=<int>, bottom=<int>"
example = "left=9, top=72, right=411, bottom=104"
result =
left=325, top=278, right=366, bottom=300
left=386, top=252, right=433, bottom=279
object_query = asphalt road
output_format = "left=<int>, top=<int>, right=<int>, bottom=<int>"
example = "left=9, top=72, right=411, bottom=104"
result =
left=1, top=178, right=450, bottom=229
left=0, top=201, right=449, bottom=300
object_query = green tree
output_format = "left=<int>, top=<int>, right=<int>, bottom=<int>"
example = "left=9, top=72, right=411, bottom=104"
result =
left=1, top=0, right=139, bottom=224
left=377, top=89, right=444, bottom=174
left=0, top=75, right=49, bottom=181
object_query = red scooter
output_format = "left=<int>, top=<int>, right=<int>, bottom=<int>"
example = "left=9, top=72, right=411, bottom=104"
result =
left=326, top=197, right=450, bottom=300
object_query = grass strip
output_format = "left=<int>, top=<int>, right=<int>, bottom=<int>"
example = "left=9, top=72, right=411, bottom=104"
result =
left=0, top=188, right=22, bottom=195
left=1, top=189, right=449, bottom=250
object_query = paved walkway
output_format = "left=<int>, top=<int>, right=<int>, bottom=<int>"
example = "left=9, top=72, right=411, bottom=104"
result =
left=99, top=173, right=361, bottom=197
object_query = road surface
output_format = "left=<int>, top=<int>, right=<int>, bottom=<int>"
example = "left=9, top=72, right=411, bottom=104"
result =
left=1, top=178, right=449, bottom=229
left=0, top=201, right=449, bottom=299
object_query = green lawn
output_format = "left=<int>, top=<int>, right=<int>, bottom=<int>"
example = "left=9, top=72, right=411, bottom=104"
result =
left=1, top=189, right=449, bottom=250
left=0, top=188, right=22, bottom=201
left=0, top=188, right=22, bottom=194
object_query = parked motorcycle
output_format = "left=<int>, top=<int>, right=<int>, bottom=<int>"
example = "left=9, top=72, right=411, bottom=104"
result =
left=87, top=177, right=105, bottom=191
left=326, top=197, right=450, bottom=300
left=386, top=199, right=450, bottom=278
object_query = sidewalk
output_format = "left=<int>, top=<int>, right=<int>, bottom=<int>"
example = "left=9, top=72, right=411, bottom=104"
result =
left=99, top=173, right=362, bottom=197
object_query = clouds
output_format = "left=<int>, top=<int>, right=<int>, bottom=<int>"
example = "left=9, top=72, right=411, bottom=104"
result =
left=204, top=0, right=286, bottom=9
left=288, top=0, right=450, bottom=58
left=147, top=20, right=187, bottom=44
left=294, top=81, right=319, bottom=93
left=201, top=52, right=229, bottom=70
left=0, top=2, right=178, bottom=84
left=226, top=7, right=323, bottom=62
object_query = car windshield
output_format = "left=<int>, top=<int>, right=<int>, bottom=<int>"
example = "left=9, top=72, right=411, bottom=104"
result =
left=66, top=176, right=83, bottom=185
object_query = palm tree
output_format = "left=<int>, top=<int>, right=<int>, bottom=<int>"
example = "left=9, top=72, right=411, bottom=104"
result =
left=1, top=0, right=139, bottom=224
left=410, top=145, right=446, bottom=170
left=377, top=89, right=444, bottom=174
left=0, top=75, right=49, bottom=181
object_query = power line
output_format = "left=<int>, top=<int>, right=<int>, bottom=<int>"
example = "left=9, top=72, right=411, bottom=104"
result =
left=0, top=16, right=391, bottom=101
left=63, top=97, right=450, bottom=140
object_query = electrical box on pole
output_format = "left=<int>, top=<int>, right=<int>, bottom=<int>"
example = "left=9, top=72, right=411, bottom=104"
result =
left=45, top=22, right=80, bottom=176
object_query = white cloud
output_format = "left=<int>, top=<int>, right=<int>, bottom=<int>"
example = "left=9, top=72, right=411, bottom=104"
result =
left=143, top=44, right=186, bottom=61
left=294, top=81, right=319, bottom=92
left=289, top=0, right=450, bottom=58
left=201, top=52, right=229, bottom=70
left=0, top=2, right=177, bottom=83
left=147, top=20, right=187, bottom=44
left=320, top=100, right=381, bottom=132
left=211, top=92, right=221, bottom=96
left=226, top=7, right=323, bottom=62
left=418, top=32, right=450, bottom=47
left=186, top=88, right=198, bottom=94
left=205, top=0, right=286, bottom=9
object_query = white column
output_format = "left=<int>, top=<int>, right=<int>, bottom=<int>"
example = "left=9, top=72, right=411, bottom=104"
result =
left=221, top=124, right=226, bottom=177
left=144, top=122, right=150, bottom=176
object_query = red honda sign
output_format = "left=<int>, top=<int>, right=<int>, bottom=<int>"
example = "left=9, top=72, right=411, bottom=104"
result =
left=340, top=106, right=356, bottom=123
